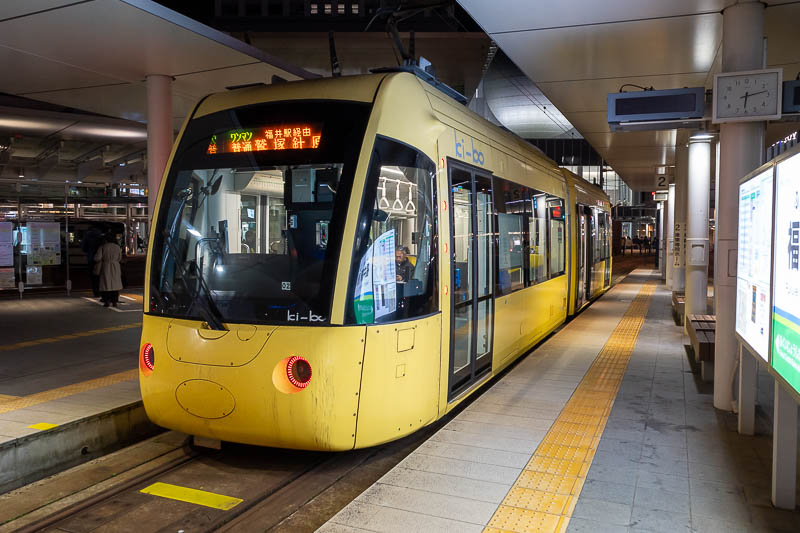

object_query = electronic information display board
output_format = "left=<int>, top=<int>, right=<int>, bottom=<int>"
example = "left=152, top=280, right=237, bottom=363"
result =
left=736, top=169, right=774, bottom=360
left=771, top=151, right=800, bottom=394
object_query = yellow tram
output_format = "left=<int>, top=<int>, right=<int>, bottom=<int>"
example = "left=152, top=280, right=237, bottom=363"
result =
left=139, top=71, right=611, bottom=450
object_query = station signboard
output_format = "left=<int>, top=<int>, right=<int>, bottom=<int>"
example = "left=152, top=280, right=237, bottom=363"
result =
left=736, top=168, right=774, bottom=361
left=771, top=151, right=800, bottom=395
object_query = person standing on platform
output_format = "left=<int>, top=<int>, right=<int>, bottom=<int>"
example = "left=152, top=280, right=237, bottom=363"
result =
left=82, top=224, right=104, bottom=297
left=94, top=232, right=123, bottom=307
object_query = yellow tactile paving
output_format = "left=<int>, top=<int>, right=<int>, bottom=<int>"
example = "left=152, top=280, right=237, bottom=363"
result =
left=0, top=322, right=141, bottom=353
left=0, top=369, right=138, bottom=415
left=484, top=281, right=656, bottom=533
left=0, top=394, right=20, bottom=403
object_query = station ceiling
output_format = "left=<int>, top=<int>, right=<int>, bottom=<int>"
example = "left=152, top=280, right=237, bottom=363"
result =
left=0, top=0, right=314, bottom=185
left=458, top=0, right=800, bottom=191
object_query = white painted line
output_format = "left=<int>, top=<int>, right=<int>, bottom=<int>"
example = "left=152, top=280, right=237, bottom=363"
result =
left=82, top=297, right=141, bottom=313
left=121, top=295, right=137, bottom=301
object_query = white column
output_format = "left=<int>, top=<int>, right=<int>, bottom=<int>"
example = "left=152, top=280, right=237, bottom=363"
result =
left=672, top=142, right=688, bottom=293
left=666, top=184, right=675, bottom=288
left=713, top=140, right=721, bottom=315
left=658, top=203, right=666, bottom=279
left=685, top=138, right=711, bottom=315
left=771, top=382, right=798, bottom=509
left=146, top=74, right=174, bottom=223
left=715, top=0, right=765, bottom=411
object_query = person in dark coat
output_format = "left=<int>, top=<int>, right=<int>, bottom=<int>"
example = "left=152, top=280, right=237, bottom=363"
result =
left=81, top=225, right=104, bottom=297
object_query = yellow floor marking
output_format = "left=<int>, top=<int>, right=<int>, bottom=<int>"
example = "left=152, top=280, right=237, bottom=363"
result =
left=140, top=482, right=243, bottom=511
left=28, top=422, right=58, bottom=431
left=121, top=293, right=144, bottom=303
left=484, top=281, right=656, bottom=533
left=0, top=394, right=21, bottom=403
left=0, top=322, right=141, bottom=353
left=0, top=369, right=138, bottom=415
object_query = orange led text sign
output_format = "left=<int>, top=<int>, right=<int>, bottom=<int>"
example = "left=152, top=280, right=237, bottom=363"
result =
left=207, top=124, right=322, bottom=154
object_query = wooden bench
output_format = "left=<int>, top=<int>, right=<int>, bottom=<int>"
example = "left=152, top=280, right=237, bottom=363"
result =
left=672, top=292, right=685, bottom=324
left=687, top=314, right=715, bottom=362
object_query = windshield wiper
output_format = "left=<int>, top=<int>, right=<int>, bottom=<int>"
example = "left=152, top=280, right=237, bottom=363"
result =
left=162, top=232, right=227, bottom=331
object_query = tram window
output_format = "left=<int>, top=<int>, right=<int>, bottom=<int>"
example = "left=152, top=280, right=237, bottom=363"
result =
left=548, top=197, right=566, bottom=277
left=494, top=178, right=527, bottom=295
left=347, top=137, right=437, bottom=324
left=605, top=213, right=612, bottom=259
left=529, top=192, right=549, bottom=285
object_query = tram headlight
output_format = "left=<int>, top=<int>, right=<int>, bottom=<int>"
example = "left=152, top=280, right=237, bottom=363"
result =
left=286, top=356, right=312, bottom=389
left=140, top=343, right=155, bottom=375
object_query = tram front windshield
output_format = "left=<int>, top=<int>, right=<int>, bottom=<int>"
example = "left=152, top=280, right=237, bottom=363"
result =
left=149, top=101, right=371, bottom=326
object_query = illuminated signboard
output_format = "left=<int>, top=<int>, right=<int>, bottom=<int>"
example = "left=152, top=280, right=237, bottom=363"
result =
left=207, top=124, right=322, bottom=154
left=736, top=168, right=774, bottom=361
left=771, top=151, right=800, bottom=394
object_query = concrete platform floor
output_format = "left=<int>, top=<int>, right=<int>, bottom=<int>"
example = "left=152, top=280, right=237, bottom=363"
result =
left=0, top=290, right=141, bottom=397
left=320, top=270, right=800, bottom=533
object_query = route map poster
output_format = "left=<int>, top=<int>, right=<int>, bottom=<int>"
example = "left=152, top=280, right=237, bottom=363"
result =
left=771, top=152, right=800, bottom=394
left=27, top=222, right=61, bottom=266
left=736, top=169, right=773, bottom=361
left=0, top=221, right=12, bottom=267
left=352, top=229, right=397, bottom=323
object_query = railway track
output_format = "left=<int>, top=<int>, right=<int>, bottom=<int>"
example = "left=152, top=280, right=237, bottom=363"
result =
left=4, top=422, right=445, bottom=533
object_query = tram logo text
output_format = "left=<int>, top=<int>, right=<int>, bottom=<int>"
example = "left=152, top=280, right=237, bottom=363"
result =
left=454, top=131, right=485, bottom=166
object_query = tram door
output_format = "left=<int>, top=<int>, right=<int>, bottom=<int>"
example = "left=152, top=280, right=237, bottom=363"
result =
left=576, top=208, right=587, bottom=309
left=448, top=162, right=495, bottom=396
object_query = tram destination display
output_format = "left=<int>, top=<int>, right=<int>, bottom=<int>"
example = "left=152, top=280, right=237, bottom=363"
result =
left=736, top=168, right=774, bottom=360
left=771, top=151, right=800, bottom=394
left=207, top=124, right=322, bottom=154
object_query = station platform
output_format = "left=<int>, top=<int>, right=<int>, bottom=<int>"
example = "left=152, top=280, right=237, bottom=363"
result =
left=0, top=291, right=153, bottom=494
left=321, top=269, right=800, bottom=533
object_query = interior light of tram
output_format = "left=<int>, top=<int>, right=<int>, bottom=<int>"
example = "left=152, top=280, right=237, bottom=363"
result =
left=207, top=124, right=322, bottom=154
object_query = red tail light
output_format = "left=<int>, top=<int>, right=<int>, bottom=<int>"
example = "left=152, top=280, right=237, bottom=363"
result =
left=286, top=356, right=312, bottom=388
left=140, top=343, right=155, bottom=373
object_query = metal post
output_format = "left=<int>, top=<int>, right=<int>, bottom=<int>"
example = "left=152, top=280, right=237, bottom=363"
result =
left=771, top=382, right=797, bottom=509
left=738, top=344, right=756, bottom=435
left=715, top=0, right=765, bottom=411
left=146, top=74, right=173, bottom=226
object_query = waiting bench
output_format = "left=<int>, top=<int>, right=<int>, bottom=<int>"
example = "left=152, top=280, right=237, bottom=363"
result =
left=687, top=314, right=715, bottom=362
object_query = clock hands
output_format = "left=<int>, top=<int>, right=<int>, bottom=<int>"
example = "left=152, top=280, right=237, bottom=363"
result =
left=740, top=90, right=767, bottom=108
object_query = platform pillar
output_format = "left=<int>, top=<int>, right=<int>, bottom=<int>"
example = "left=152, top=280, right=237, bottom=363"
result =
left=771, top=382, right=797, bottom=509
left=685, top=137, right=711, bottom=347
left=658, top=202, right=666, bottom=279
left=714, top=0, right=765, bottom=411
left=738, top=344, right=756, bottom=435
left=665, top=183, right=675, bottom=289
left=146, top=74, right=173, bottom=223
left=672, top=141, right=688, bottom=294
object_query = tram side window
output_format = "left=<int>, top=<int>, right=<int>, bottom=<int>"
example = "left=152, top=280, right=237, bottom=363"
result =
left=548, top=197, right=566, bottom=277
left=596, top=209, right=609, bottom=261
left=529, top=192, right=549, bottom=285
left=494, top=178, right=527, bottom=295
left=347, top=137, right=437, bottom=324
left=604, top=212, right=612, bottom=259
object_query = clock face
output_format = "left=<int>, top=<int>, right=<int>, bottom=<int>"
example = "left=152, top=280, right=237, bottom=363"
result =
left=714, top=70, right=782, bottom=122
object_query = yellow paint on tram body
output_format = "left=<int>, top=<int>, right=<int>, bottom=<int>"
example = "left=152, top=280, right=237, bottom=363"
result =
left=140, top=482, right=243, bottom=510
left=484, top=281, right=656, bottom=533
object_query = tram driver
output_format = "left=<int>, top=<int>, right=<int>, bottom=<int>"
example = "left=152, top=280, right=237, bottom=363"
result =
left=395, top=245, right=413, bottom=283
